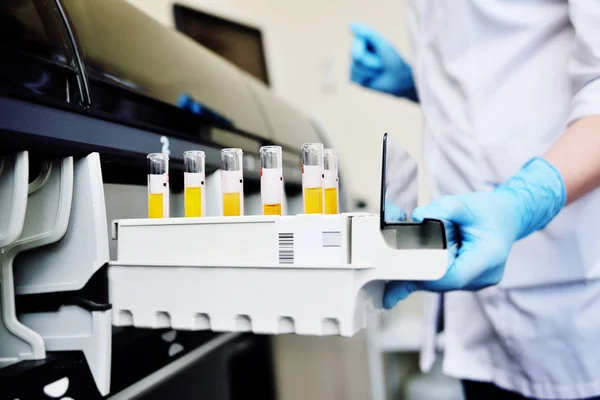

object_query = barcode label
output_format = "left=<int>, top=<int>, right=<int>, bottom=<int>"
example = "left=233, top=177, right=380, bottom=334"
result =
left=278, top=232, right=294, bottom=264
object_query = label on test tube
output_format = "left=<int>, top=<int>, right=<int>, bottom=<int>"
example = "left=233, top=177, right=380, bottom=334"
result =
left=163, top=173, right=169, bottom=218
left=148, top=173, right=168, bottom=218
left=222, top=170, right=244, bottom=216
left=184, top=172, right=205, bottom=217
left=262, top=168, right=283, bottom=215
left=302, top=165, right=323, bottom=214
left=323, top=169, right=338, bottom=214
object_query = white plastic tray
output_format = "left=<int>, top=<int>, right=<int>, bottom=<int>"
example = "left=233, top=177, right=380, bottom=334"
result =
left=109, top=213, right=447, bottom=337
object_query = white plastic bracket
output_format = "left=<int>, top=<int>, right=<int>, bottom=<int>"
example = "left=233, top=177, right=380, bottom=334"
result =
left=14, top=153, right=111, bottom=395
left=20, top=306, right=112, bottom=396
left=15, top=153, right=109, bottom=293
left=0, top=155, right=74, bottom=366
left=0, top=152, right=29, bottom=366
left=0, top=152, right=28, bottom=248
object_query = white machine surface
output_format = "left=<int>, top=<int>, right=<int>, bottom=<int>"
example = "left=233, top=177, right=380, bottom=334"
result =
left=109, top=213, right=448, bottom=337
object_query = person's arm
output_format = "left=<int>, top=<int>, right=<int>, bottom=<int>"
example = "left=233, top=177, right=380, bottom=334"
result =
left=545, top=0, right=600, bottom=203
left=545, top=115, right=600, bottom=204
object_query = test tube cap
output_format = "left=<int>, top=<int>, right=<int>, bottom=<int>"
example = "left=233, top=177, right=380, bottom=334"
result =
left=260, top=145, right=282, bottom=169
left=221, top=148, right=243, bottom=171
left=147, top=152, right=167, bottom=174
left=324, top=149, right=338, bottom=170
left=184, top=150, right=206, bottom=173
left=301, top=143, right=324, bottom=166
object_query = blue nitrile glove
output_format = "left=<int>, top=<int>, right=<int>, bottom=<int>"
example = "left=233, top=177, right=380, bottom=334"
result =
left=178, top=93, right=193, bottom=110
left=383, top=157, right=566, bottom=309
left=384, top=198, right=407, bottom=222
left=349, top=22, right=418, bottom=102
left=177, top=93, right=234, bottom=128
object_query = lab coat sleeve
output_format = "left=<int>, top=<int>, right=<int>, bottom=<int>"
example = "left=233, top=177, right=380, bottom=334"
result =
left=567, top=0, right=600, bottom=124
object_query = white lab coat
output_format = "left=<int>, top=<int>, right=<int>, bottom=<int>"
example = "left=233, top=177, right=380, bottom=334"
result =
left=402, top=0, right=600, bottom=398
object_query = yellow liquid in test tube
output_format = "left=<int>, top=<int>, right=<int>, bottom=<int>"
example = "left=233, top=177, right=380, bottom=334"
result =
left=223, top=192, right=241, bottom=216
left=324, top=187, right=338, bottom=214
left=148, top=193, right=164, bottom=218
left=304, top=187, right=323, bottom=214
left=184, top=187, right=202, bottom=217
left=263, top=203, right=282, bottom=216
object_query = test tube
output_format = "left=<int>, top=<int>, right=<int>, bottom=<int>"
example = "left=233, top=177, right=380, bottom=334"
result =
left=221, top=148, right=244, bottom=216
left=323, top=149, right=339, bottom=214
left=260, top=146, right=283, bottom=216
left=301, top=143, right=324, bottom=214
left=184, top=150, right=206, bottom=218
left=147, top=153, right=168, bottom=218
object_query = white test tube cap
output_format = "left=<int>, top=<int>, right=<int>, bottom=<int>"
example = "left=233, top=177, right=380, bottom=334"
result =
left=221, top=148, right=243, bottom=171
left=147, top=152, right=167, bottom=175
left=260, top=145, right=282, bottom=169
left=147, top=152, right=167, bottom=195
left=184, top=150, right=205, bottom=174
left=301, top=143, right=324, bottom=166
left=324, top=149, right=338, bottom=171
left=302, top=143, right=323, bottom=189
left=323, top=149, right=338, bottom=188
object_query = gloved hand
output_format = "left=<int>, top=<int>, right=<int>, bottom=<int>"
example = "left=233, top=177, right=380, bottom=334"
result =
left=349, top=23, right=418, bottom=101
left=383, top=157, right=566, bottom=309
left=384, top=198, right=407, bottom=222
left=177, top=93, right=234, bottom=128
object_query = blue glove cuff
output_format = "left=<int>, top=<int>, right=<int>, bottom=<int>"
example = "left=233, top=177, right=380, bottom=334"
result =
left=496, top=157, right=566, bottom=241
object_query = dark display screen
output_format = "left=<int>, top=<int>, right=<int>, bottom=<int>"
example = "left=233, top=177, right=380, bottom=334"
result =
left=173, top=4, right=270, bottom=86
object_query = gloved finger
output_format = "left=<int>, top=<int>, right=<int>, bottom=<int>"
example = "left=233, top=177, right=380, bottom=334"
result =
left=352, top=58, right=383, bottom=79
left=383, top=244, right=459, bottom=309
left=350, top=65, right=381, bottom=89
left=412, top=195, right=473, bottom=225
left=421, top=239, right=502, bottom=292
left=383, top=281, right=421, bottom=309
left=417, top=261, right=465, bottom=292
left=177, top=93, right=193, bottom=110
left=384, top=199, right=407, bottom=221
left=351, top=52, right=381, bottom=74
left=190, top=101, right=202, bottom=115
left=457, top=237, right=508, bottom=290
left=412, top=199, right=459, bottom=248
left=351, top=37, right=384, bottom=71
left=405, top=243, right=462, bottom=292
left=351, top=36, right=367, bottom=61
left=356, top=47, right=384, bottom=70
left=350, top=22, right=384, bottom=46
left=350, top=67, right=372, bottom=86
left=350, top=22, right=376, bottom=40
left=350, top=58, right=382, bottom=84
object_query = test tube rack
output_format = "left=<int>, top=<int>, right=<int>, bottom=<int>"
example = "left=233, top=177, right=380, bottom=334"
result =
left=109, top=213, right=448, bottom=337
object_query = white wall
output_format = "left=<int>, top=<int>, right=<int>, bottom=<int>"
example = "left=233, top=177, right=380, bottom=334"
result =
left=125, top=1, right=428, bottom=398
